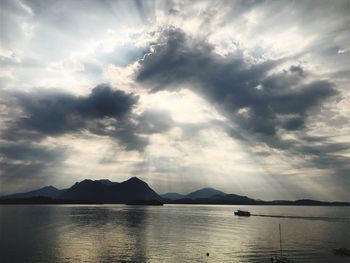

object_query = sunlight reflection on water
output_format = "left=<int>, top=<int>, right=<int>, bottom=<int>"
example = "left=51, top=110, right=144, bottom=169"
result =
left=0, top=205, right=349, bottom=262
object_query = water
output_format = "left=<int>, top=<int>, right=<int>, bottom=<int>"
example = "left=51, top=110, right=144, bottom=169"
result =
left=0, top=205, right=349, bottom=262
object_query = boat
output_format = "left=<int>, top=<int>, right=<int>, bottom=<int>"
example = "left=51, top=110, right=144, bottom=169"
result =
left=234, top=209, right=251, bottom=216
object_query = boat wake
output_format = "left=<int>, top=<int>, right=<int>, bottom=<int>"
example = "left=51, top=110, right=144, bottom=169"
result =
left=251, top=214, right=349, bottom=222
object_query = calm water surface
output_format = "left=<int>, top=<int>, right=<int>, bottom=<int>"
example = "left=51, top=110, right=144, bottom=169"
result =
left=0, top=205, right=349, bottom=262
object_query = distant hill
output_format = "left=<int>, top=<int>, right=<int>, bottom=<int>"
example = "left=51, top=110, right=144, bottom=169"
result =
left=1, top=178, right=349, bottom=206
left=161, top=187, right=226, bottom=200
left=59, top=177, right=162, bottom=203
left=166, top=193, right=259, bottom=205
left=0, top=186, right=65, bottom=199
left=0, top=196, right=102, bottom=205
left=187, top=188, right=226, bottom=199
left=264, top=199, right=350, bottom=206
left=160, top=193, right=186, bottom=200
left=165, top=195, right=350, bottom=206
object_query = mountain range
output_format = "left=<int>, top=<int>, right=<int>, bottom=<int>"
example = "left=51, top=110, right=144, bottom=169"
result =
left=160, top=187, right=226, bottom=200
left=2, top=185, right=65, bottom=199
left=1, top=177, right=349, bottom=206
left=60, top=177, right=161, bottom=203
left=0, top=177, right=161, bottom=204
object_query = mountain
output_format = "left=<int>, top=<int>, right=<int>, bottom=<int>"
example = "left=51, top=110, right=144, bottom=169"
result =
left=167, top=193, right=260, bottom=205
left=59, top=177, right=162, bottom=203
left=0, top=186, right=65, bottom=199
left=1, top=178, right=349, bottom=206
left=187, top=188, right=226, bottom=199
left=160, top=193, right=186, bottom=200
left=265, top=199, right=350, bottom=206
left=0, top=196, right=103, bottom=205
left=202, top=193, right=258, bottom=204
left=161, top=187, right=226, bottom=200
left=165, top=195, right=349, bottom=206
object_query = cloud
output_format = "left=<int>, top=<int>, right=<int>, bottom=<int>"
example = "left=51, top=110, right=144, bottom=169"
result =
left=0, top=142, right=64, bottom=162
left=136, top=28, right=337, bottom=136
left=0, top=83, right=159, bottom=192
left=135, top=27, right=348, bottom=179
left=3, top=84, right=147, bottom=150
left=0, top=142, right=66, bottom=194
left=0, top=0, right=349, bottom=200
left=2, top=83, right=186, bottom=153
left=136, top=109, right=173, bottom=134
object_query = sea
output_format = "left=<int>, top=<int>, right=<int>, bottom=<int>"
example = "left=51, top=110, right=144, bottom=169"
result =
left=0, top=205, right=349, bottom=262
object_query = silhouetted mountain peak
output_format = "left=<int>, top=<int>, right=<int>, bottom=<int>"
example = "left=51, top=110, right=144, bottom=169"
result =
left=125, top=177, right=143, bottom=183
left=1, top=185, right=64, bottom=199
left=74, top=179, right=114, bottom=187
left=41, top=185, right=57, bottom=190
left=80, top=179, right=93, bottom=184
left=122, top=177, right=148, bottom=187
left=187, top=187, right=226, bottom=199
left=58, top=177, right=161, bottom=203
left=2, top=178, right=349, bottom=206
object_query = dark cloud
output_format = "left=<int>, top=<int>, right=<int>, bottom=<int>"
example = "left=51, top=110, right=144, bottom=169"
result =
left=3, top=84, right=147, bottom=150
left=1, top=0, right=348, bottom=199
left=2, top=83, right=185, bottom=153
left=289, top=65, right=304, bottom=76
left=281, top=116, right=305, bottom=131
left=136, top=28, right=347, bottom=176
left=0, top=143, right=65, bottom=162
left=0, top=161, right=47, bottom=179
left=137, top=28, right=337, bottom=136
left=0, top=84, right=158, bottom=192
left=77, top=84, right=137, bottom=118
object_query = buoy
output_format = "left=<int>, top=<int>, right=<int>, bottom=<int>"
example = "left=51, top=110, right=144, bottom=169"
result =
left=206, top=252, right=209, bottom=257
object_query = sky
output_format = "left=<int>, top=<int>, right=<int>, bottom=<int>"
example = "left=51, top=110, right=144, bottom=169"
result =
left=0, top=0, right=349, bottom=201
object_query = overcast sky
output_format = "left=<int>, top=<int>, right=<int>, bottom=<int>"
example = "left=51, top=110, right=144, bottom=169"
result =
left=0, top=0, right=349, bottom=201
